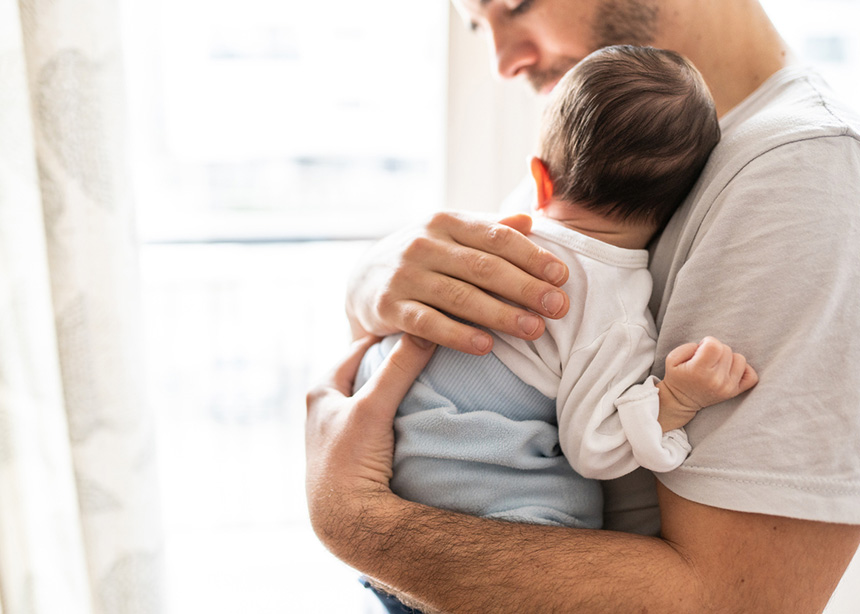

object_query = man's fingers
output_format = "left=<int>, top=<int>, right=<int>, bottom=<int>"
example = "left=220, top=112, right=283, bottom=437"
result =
left=315, top=336, right=380, bottom=399
left=412, top=240, right=568, bottom=321
left=433, top=250, right=569, bottom=321
left=390, top=271, right=556, bottom=351
left=355, top=211, right=571, bottom=355
left=355, top=334, right=437, bottom=414
left=387, top=299, right=498, bottom=355
left=443, top=213, right=569, bottom=286
left=498, top=212, right=533, bottom=235
left=394, top=229, right=569, bottom=327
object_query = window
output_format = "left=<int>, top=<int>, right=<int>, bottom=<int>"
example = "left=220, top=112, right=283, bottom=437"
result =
left=762, top=0, right=860, bottom=107
left=124, top=2, right=860, bottom=612
left=123, top=1, right=448, bottom=612
left=127, top=0, right=447, bottom=242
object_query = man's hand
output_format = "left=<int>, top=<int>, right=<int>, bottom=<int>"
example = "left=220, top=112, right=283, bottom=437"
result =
left=346, top=211, right=570, bottom=355
left=305, top=334, right=435, bottom=551
left=657, top=336, right=759, bottom=431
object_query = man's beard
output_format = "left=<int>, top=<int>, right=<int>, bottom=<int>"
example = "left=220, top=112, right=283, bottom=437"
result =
left=527, top=0, right=659, bottom=94
left=527, top=60, right=579, bottom=94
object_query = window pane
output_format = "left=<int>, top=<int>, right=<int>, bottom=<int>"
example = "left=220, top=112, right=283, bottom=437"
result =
left=761, top=0, right=860, bottom=107
left=125, top=0, right=447, bottom=242
left=122, top=2, right=449, bottom=613
left=141, top=242, right=380, bottom=612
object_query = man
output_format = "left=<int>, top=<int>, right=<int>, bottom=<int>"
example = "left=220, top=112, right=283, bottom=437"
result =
left=306, top=1, right=860, bottom=612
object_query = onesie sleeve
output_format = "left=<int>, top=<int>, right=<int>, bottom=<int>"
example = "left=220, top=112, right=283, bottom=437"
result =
left=557, top=322, right=690, bottom=480
left=614, top=376, right=691, bottom=472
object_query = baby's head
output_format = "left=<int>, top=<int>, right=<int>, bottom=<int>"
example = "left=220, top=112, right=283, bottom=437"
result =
left=533, top=45, right=720, bottom=237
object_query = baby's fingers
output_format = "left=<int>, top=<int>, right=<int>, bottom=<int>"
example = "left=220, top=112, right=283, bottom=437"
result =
left=725, top=352, right=758, bottom=395
left=665, top=342, right=700, bottom=368
left=691, top=336, right=732, bottom=371
left=737, top=362, right=759, bottom=394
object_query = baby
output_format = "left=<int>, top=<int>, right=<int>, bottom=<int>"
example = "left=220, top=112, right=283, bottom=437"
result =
left=355, top=45, right=757, bottom=532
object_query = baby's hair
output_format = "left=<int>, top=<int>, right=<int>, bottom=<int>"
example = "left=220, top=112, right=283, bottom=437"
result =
left=538, top=45, right=721, bottom=229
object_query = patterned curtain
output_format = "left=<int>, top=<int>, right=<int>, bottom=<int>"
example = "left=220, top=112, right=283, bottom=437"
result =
left=0, top=1, right=164, bottom=613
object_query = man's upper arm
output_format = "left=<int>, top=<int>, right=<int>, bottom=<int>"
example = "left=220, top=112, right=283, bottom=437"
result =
left=659, top=483, right=860, bottom=613
left=647, top=130, right=860, bottom=611
left=652, top=134, right=860, bottom=524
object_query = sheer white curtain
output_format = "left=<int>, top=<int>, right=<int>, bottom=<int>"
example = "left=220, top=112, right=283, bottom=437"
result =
left=0, top=1, right=163, bottom=613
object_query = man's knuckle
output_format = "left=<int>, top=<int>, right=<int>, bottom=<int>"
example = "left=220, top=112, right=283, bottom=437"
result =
left=402, top=304, right=431, bottom=335
left=306, top=386, right=333, bottom=417
left=350, top=395, right=372, bottom=415
left=428, top=211, right=455, bottom=230
left=435, top=276, right=471, bottom=309
left=484, top=223, right=511, bottom=249
left=403, top=235, right=434, bottom=260
left=524, top=246, right=548, bottom=272
left=306, top=387, right=322, bottom=409
left=468, top=252, right=498, bottom=280
left=375, top=286, right=398, bottom=318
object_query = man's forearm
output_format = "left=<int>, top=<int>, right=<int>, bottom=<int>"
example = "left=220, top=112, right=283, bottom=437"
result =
left=321, top=486, right=858, bottom=614
left=326, top=492, right=699, bottom=614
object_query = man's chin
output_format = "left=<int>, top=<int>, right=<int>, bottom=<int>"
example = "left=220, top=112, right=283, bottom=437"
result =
left=538, top=78, right=562, bottom=95
left=527, top=62, right=579, bottom=95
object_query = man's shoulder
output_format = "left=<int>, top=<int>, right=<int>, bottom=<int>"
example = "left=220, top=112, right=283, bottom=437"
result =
left=718, top=66, right=860, bottom=167
left=649, top=67, right=860, bottom=320
left=686, top=66, right=860, bottom=224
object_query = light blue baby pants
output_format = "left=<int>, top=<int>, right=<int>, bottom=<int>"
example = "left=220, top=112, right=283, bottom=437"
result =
left=355, top=335, right=602, bottom=529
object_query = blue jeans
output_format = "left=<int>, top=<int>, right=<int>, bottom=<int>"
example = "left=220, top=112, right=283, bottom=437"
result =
left=360, top=577, right=424, bottom=614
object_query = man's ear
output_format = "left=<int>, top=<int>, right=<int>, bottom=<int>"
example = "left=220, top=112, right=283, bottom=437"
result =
left=530, top=157, right=554, bottom=210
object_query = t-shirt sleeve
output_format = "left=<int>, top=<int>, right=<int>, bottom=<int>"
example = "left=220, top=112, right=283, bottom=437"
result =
left=653, top=134, right=860, bottom=523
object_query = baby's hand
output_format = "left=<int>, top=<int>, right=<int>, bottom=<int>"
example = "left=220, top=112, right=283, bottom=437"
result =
left=657, top=337, right=759, bottom=432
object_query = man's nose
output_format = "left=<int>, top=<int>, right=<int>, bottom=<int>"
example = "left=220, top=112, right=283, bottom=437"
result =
left=489, top=24, right=538, bottom=79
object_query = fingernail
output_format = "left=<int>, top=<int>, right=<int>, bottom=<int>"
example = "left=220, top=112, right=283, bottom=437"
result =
left=544, top=262, right=566, bottom=284
left=518, top=314, right=541, bottom=336
left=472, top=334, right=491, bottom=353
left=542, top=291, right=564, bottom=316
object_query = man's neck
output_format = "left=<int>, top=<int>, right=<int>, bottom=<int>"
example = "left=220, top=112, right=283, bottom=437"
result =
left=658, top=0, right=798, bottom=117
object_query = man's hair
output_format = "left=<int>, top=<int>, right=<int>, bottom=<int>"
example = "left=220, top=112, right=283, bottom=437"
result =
left=538, top=45, right=721, bottom=229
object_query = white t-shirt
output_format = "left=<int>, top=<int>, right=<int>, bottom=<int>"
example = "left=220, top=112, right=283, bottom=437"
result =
left=647, top=65, right=860, bottom=523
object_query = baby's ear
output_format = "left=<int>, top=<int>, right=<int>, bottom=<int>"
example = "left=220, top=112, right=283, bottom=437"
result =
left=530, top=157, right=554, bottom=210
